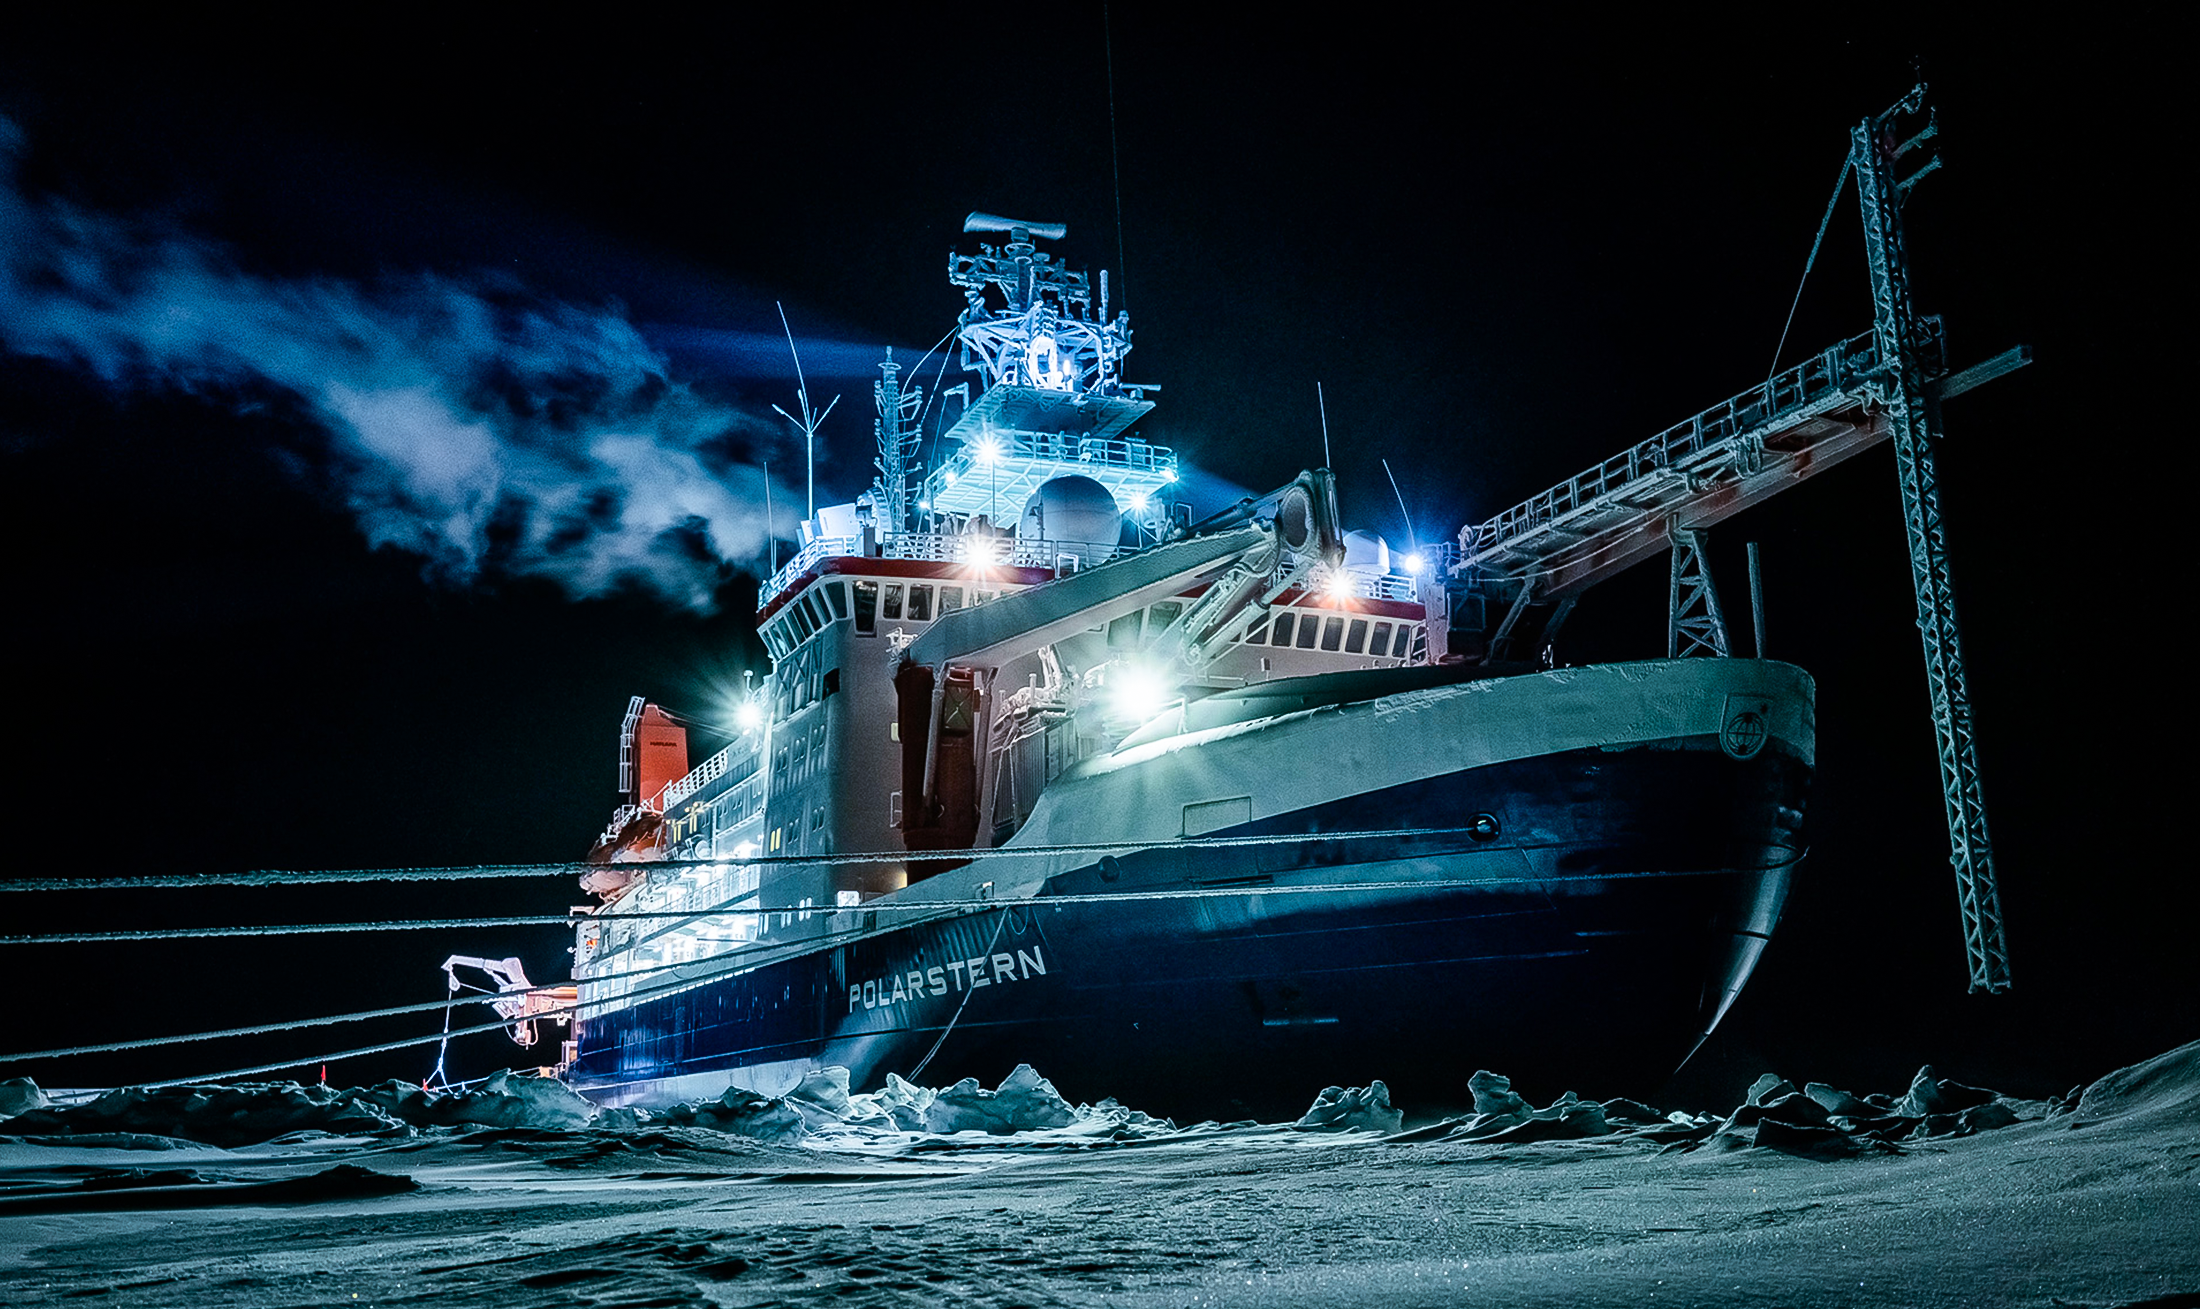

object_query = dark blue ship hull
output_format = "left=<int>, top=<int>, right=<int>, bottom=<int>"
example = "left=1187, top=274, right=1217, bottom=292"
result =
left=567, top=734, right=1808, bottom=1120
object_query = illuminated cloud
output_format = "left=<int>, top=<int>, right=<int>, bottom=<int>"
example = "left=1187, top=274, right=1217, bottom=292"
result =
left=0, top=115, right=791, bottom=611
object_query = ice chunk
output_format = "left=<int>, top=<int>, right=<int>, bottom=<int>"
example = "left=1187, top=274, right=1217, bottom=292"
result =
left=435, top=1070, right=595, bottom=1131
left=787, top=1067, right=854, bottom=1118
left=1893, top=1065, right=1997, bottom=1118
left=2, top=1082, right=404, bottom=1148
left=1803, top=1081, right=1871, bottom=1117
left=924, top=1065, right=1076, bottom=1135
left=0, top=1077, right=50, bottom=1120
left=1597, top=1097, right=1665, bottom=1126
left=1745, top=1074, right=1797, bottom=1107
left=658, top=1088, right=809, bottom=1144
left=1293, top=1081, right=1403, bottom=1134
left=1467, top=1070, right=1530, bottom=1118
left=864, top=1073, right=936, bottom=1133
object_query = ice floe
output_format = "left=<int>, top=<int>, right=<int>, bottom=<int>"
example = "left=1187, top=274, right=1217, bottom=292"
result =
left=7, top=1043, right=2196, bottom=1158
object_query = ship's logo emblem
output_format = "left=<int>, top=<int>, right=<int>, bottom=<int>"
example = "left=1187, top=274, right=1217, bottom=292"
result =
left=1720, top=695, right=1772, bottom=760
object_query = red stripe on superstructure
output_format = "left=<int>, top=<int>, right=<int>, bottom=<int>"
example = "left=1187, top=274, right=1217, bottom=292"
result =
left=1270, top=587, right=1425, bottom=620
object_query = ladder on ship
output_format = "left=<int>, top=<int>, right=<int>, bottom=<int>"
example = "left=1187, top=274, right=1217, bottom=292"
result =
left=1445, top=86, right=2026, bottom=994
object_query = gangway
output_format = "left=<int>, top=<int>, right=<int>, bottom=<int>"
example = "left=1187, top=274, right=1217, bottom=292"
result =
left=1445, top=86, right=2026, bottom=994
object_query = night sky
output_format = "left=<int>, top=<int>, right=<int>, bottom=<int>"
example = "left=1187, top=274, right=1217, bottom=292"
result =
left=0, top=16, right=2181, bottom=1108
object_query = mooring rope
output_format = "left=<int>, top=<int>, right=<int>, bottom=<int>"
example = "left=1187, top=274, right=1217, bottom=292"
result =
left=0, top=825, right=1500, bottom=894
left=0, top=857, right=1799, bottom=947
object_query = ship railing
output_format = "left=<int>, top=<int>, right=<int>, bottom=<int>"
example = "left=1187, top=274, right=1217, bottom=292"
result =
left=936, top=431, right=1177, bottom=478
left=764, top=528, right=1424, bottom=611
left=1462, top=330, right=1881, bottom=561
left=655, top=737, right=762, bottom=814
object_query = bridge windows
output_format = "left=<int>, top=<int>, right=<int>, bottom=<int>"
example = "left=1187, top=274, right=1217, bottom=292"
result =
left=824, top=581, right=849, bottom=621
left=1107, top=610, right=1142, bottom=650
left=1146, top=600, right=1183, bottom=641
left=1320, top=616, right=1346, bottom=652
left=853, top=580, right=878, bottom=634
left=882, top=583, right=905, bottom=621
left=1369, top=622, right=1392, bottom=658
left=1345, top=618, right=1368, bottom=654
left=1271, top=612, right=1296, bottom=647
left=940, top=585, right=965, bottom=613
left=908, top=584, right=934, bottom=622
left=1295, top=615, right=1321, bottom=650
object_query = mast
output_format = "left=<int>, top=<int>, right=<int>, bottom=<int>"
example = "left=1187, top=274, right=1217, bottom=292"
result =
left=873, top=351, right=923, bottom=536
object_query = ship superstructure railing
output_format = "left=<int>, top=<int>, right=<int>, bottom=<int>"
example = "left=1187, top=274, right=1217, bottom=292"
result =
left=1456, top=330, right=1888, bottom=600
left=932, top=431, right=1176, bottom=482
left=652, top=735, right=763, bottom=815
left=762, top=529, right=1419, bottom=613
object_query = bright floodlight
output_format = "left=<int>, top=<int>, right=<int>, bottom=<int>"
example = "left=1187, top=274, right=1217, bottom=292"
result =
left=1403, top=551, right=1424, bottom=573
left=975, top=436, right=1004, bottom=466
left=1162, top=468, right=1177, bottom=483
left=1109, top=660, right=1175, bottom=725
left=735, top=700, right=765, bottom=734
left=1325, top=571, right=1355, bottom=600
left=1128, top=493, right=1148, bottom=512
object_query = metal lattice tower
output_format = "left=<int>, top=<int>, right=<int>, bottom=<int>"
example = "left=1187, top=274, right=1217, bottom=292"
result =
left=1854, top=87, right=2010, bottom=993
left=872, top=354, right=923, bottom=535
left=1666, top=529, right=1732, bottom=658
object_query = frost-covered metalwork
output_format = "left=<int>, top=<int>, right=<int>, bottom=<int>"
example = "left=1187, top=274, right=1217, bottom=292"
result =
left=1853, top=88, right=2010, bottom=993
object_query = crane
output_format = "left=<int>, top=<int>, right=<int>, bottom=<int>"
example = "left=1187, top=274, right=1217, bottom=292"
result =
left=1444, top=86, right=2023, bottom=992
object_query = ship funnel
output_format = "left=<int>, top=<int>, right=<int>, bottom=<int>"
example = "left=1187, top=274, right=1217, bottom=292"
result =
left=964, top=212, right=1067, bottom=241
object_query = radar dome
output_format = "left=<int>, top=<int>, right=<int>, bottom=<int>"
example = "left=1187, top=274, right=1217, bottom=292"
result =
left=1342, top=530, right=1391, bottom=574
left=1019, top=476, right=1123, bottom=569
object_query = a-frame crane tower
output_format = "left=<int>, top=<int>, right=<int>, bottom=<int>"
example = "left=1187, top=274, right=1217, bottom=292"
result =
left=1445, top=87, right=2024, bottom=992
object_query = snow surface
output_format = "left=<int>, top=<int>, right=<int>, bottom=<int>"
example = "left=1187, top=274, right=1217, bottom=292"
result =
left=2, top=1047, right=2195, bottom=1306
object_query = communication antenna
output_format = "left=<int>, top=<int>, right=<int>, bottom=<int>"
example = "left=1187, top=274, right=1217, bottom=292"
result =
left=1382, top=457, right=1418, bottom=559
left=1316, top=381, right=1333, bottom=469
left=1103, top=1, right=1128, bottom=305
left=762, top=459, right=777, bottom=574
left=772, top=302, right=840, bottom=522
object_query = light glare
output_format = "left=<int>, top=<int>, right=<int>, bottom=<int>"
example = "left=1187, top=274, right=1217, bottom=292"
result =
left=1108, top=660, right=1176, bottom=725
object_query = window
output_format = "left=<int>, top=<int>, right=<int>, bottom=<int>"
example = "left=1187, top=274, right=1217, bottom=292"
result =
left=883, top=583, right=904, bottom=620
left=908, top=584, right=933, bottom=622
left=1345, top=619, right=1368, bottom=654
left=939, top=586, right=965, bottom=612
left=1296, top=613, right=1320, bottom=649
left=1320, top=616, right=1345, bottom=652
left=825, top=581, right=849, bottom=620
left=1369, top=622, right=1392, bottom=657
left=1107, top=610, right=1142, bottom=650
left=1271, top=612, right=1295, bottom=646
left=1147, top=600, right=1183, bottom=640
left=1245, top=619, right=1267, bottom=645
left=853, top=580, right=878, bottom=634
left=792, top=604, right=814, bottom=641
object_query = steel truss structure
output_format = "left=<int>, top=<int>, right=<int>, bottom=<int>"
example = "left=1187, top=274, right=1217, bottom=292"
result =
left=1853, top=90, right=2010, bottom=992
left=1447, top=86, right=2018, bottom=991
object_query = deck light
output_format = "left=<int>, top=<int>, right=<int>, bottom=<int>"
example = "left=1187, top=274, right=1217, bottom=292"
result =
left=1108, top=659, right=1177, bottom=726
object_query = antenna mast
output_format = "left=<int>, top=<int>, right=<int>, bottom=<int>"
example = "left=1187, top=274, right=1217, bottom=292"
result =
left=873, top=350, right=924, bottom=535
left=772, top=302, right=839, bottom=524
